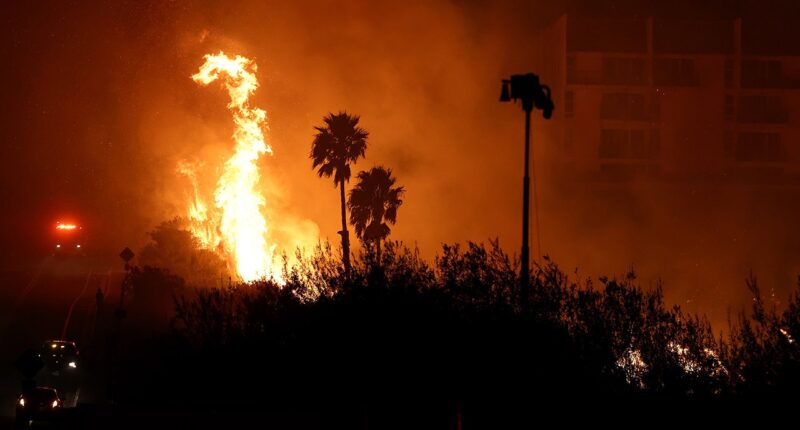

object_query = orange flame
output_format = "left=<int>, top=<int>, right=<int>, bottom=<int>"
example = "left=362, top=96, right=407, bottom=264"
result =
left=56, top=223, right=78, bottom=231
left=176, top=160, right=218, bottom=249
left=189, top=52, right=279, bottom=282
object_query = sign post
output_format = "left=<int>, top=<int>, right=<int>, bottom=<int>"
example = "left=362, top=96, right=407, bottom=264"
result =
left=109, top=247, right=135, bottom=402
left=116, top=247, right=134, bottom=319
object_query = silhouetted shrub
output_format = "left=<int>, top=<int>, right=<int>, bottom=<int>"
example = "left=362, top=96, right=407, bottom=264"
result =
left=114, top=240, right=800, bottom=422
left=724, top=274, right=800, bottom=396
left=138, top=218, right=228, bottom=287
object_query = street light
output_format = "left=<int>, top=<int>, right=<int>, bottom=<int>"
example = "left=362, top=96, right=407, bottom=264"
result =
left=499, top=73, right=554, bottom=308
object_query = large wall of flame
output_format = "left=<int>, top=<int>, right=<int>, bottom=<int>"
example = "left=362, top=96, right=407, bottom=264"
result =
left=2, top=0, right=800, bottom=329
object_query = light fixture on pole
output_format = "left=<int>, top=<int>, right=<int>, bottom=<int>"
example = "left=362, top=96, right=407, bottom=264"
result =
left=499, top=73, right=554, bottom=308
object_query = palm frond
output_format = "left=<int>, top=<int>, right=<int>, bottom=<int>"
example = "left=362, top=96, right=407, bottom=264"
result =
left=347, top=166, right=405, bottom=243
left=310, top=111, right=368, bottom=186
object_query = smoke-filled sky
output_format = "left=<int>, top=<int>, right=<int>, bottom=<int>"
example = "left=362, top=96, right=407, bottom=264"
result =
left=2, top=0, right=800, bottom=329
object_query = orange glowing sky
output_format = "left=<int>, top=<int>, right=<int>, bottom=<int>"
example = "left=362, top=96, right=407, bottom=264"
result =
left=3, top=0, right=800, bottom=329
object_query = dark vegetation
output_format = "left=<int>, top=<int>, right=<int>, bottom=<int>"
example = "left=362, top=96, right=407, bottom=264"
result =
left=138, top=218, right=228, bottom=287
left=112, top=233, right=800, bottom=426
left=108, top=112, right=799, bottom=426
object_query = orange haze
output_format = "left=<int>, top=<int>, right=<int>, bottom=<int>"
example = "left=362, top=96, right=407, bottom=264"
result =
left=3, top=0, right=800, bottom=331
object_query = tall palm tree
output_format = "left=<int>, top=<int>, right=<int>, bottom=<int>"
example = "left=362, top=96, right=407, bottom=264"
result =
left=347, top=166, right=404, bottom=262
left=311, top=112, right=368, bottom=274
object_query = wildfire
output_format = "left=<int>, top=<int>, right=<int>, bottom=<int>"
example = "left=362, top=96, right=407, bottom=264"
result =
left=56, top=223, right=78, bottom=231
left=176, top=160, right=218, bottom=249
left=188, top=52, right=279, bottom=282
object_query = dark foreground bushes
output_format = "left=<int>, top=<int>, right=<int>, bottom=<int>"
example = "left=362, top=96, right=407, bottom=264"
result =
left=111, top=240, right=800, bottom=425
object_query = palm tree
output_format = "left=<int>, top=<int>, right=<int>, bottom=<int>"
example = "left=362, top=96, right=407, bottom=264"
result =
left=311, top=112, right=368, bottom=274
left=347, top=166, right=404, bottom=262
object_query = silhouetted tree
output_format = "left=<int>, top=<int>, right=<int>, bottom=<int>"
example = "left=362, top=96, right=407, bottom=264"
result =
left=139, top=217, right=229, bottom=286
left=310, top=112, right=368, bottom=275
left=347, top=166, right=404, bottom=262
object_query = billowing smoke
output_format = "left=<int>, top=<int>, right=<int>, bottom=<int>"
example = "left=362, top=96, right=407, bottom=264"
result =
left=2, top=0, right=800, bottom=330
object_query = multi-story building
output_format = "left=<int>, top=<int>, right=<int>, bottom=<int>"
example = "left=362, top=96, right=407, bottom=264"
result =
left=535, top=15, right=800, bottom=181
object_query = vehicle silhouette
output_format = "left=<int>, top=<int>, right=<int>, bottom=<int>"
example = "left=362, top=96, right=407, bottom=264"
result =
left=15, top=386, right=62, bottom=428
left=37, top=340, right=81, bottom=408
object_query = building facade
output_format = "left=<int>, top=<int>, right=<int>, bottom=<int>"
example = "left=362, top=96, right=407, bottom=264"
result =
left=536, top=15, right=800, bottom=181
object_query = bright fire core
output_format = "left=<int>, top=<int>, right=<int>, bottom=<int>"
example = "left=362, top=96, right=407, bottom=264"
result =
left=188, top=52, right=278, bottom=282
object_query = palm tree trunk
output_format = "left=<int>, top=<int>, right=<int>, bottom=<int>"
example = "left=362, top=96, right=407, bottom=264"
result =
left=339, top=179, right=351, bottom=274
left=375, top=239, right=382, bottom=263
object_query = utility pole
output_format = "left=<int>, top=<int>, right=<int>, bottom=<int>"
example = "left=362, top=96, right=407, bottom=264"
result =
left=500, top=73, right=554, bottom=309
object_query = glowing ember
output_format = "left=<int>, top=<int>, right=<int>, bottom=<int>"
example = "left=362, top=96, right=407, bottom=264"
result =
left=616, top=347, right=647, bottom=388
left=668, top=342, right=700, bottom=374
left=56, top=223, right=78, bottom=230
left=780, top=328, right=795, bottom=344
left=189, top=52, right=278, bottom=282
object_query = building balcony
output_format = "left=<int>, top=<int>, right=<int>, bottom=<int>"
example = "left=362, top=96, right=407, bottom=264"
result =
left=599, top=162, right=661, bottom=180
left=736, top=111, right=789, bottom=124
left=735, top=95, right=790, bottom=124
left=567, top=70, right=647, bottom=86
left=741, top=78, right=800, bottom=89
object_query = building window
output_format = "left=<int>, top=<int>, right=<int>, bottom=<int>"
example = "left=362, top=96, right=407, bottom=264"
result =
left=737, top=95, right=787, bottom=123
left=599, top=129, right=659, bottom=160
left=724, top=59, right=734, bottom=88
left=602, top=57, right=645, bottom=85
left=564, top=90, right=574, bottom=118
left=735, top=132, right=784, bottom=162
left=629, top=130, right=646, bottom=158
left=741, top=60, right=783, bottom=88
left=600, top=93, right=646, bottom=120
left=724, top=95, right=735, bottom=120
left=653, top=58, right=696, bottom=86
left=599, top=130, right=626, bottom=158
